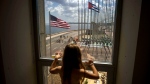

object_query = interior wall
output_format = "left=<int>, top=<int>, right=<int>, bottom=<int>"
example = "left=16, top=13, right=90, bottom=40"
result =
left=116, top=0, right=142, bottom=84
left=132, top=1, right=150, bottom=84
left=0, top=0, right=144, bottom=84
left=0, top=0, right=37, bottom=84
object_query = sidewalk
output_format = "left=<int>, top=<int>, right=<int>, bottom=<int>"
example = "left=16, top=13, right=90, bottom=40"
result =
left=51, top=32, right=69, bottom=38
left=46, top=31, right=71, bottom=40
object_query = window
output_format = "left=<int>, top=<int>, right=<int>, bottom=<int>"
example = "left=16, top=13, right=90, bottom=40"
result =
left=32, top=0, right=122, bottom=84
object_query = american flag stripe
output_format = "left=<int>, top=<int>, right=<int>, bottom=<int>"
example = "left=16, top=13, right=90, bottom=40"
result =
left=50, top=15, right=70, bottom=29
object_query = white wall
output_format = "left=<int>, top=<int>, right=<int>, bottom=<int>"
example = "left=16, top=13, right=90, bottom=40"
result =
left=116, top=0, right=142, bottom=84
left=0, top=0, right=37, bottom=84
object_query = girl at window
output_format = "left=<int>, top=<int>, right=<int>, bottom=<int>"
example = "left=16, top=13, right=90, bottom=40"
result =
left=49, top=44, right=99, bottom=84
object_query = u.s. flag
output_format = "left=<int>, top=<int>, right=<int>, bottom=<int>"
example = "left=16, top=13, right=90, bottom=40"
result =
left=49, top=14, right=70, bottom=29
left=88, top=2, right=99, bottom=13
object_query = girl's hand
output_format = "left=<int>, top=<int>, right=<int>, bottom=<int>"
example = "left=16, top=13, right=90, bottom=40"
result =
left=85, top=54, right=94, bottom=65
left=87, top=59, right=94, bottom=65
left=87, top=53, right=95, bottom=60
left=55, top=51, right=63, bottom=59
left=84, top=59, right=93, bottom=66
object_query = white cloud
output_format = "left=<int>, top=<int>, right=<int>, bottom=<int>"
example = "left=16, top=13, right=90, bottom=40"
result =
left=47, top=0, right=78, bottom=7
left=47, top=1, right=53, bottom=5
left=48, top=7, right=53, bottom=12
left=45, top=1, right=53, bottom=11
left=54, top=4, right=64, bottom=15
left=46, top=2, right=79, bottom=22
left=45, top=0, right=116, bottom=23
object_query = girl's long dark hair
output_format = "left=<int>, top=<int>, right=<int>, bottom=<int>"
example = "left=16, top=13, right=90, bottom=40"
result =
left=61, top=44, right=85, bottom=84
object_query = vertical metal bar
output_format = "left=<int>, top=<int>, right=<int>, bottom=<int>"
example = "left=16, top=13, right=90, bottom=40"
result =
left=49, top=11, right=52, bottom=57
left=85, top=0, right=89, bottom=55
left=78, top=0, right=80, bottom=41
left=104, top=0, right=108, bottom=61
left=96, top=0, right=100, bottom=56
left=108, top=0, right=110, bottom=34
left=79, top=0, right=81, bottom=41
left=90, top=0, right=92, bottom=43
left=111, top=0, right=114, bottom=41
left=87, top=0, right=89, bottom=42
left=84, top=0, right=86, bottom=41
left=98, top=0, right=102, bottom=57
left=111, top=0, right=113, bottom=40
left=80, top=0, right=82, bottom=42
left=94, top=0, right=97, bottom=55
left=91, top=22, right=94, bottom=55
left=81, top=0, right=83, bottom=41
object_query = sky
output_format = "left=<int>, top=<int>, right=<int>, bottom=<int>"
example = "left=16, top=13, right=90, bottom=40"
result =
left=45, top=0, right=116, bottom=24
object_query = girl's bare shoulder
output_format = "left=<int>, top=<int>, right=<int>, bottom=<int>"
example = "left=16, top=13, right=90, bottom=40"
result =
left=79, top=69, right=86, bottom=74
left=79, top=69, right=85, bottom=71
left=72, top=69, right=85, bottom=73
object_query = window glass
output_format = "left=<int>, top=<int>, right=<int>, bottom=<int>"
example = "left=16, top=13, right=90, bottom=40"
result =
left=41, top=0, right=116, bottom=63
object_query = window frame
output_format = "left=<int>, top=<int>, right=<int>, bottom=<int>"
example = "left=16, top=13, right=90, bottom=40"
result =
left=32, top=0, right=123, bottom=84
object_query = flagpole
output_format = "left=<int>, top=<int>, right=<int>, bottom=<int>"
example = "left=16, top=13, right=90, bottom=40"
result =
left=89, top=1, right=92, bottom=53
left=90, top=0, right=92, bottom=44
left=108, top=0, right=111, bottom=37
left=87, top=0, right=89, bottom=42
left=101, top=0, right=104, bottom=56
left=82, top=0, right=84, bottom=42
left=97, top=0, right=100, bottom=39
left=80, top=1, right=83, bottom=41
left=111, top=0, right=114, bottom=41
left=92, top=0, right=96, bottom=55
left=94, top=0, right=96, bottom=38
left=86, top=0, right=89, bottom=53
left=105, top=0, right=107, bottom=34
left=91, top=0, right=93, bottom=55
left=105, top=0, right=109, bottom=61
left=78, top=0, right=80, bottom=41
left=106, top=0, right=108, bottom=32
left=98, top=0, right=101, bottom=55
left=101, top=0, right=105, bottom=31
left=49, top=11, right=52, bottom=57
left=96, top=0, right=99, bottom=56
left=84, top=0, right=86, bottom=42
left=108, top=0, right=110, bottom=35
left=80, top=0, right=82, bottom=42
left=91, top=0, right=94, bottom=41
left=84, top=0, right=88, bottom=55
